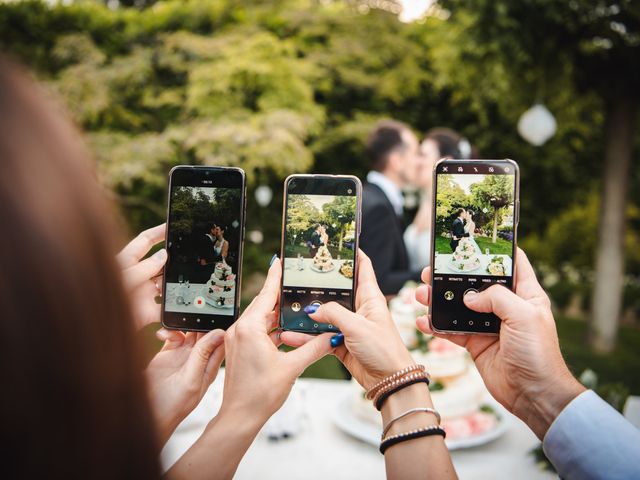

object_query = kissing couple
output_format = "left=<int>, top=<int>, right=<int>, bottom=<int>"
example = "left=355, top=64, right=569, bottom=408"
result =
left=449, top=208, right=477, bottom=252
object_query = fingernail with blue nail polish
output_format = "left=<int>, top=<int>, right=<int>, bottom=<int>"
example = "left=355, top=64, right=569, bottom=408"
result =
left=330, top=333, right=344, bottom=348
left=303, top=304, right=319, bottom=314
left=269, top=254, right=278, bottom=266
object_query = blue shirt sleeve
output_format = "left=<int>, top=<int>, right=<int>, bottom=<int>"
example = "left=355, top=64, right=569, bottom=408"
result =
left=543, top=390, right=640, bottom=479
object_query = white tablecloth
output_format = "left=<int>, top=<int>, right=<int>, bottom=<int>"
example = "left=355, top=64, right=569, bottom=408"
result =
left=283, top=257, right=353, bottom=289
left=161, top=371, right=554, bottom=480
left=434, top=253, right=513, bottom=276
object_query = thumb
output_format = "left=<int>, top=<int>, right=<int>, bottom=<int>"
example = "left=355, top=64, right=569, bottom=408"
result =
left=463, top=285, right=533, bottom=324
left=308, top=302, right=363, bottom=336
left=184, top=329, right=225, bottom=381
left=286, top=333, right=334, bottom=375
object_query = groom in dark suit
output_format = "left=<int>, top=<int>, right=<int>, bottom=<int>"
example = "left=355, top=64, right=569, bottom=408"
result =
left=450, top=208, right=469, bottom=252
left=308, top=224, right=324, bottom=257
left=360, top=120, right=422, bottom=295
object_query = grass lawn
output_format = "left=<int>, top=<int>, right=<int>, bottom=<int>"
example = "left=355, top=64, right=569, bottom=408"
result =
left=434, top=235, right=512, bottom=255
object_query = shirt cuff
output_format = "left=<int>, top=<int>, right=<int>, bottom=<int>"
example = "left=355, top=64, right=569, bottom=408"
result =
left=543, top=390, right=640, bottom=479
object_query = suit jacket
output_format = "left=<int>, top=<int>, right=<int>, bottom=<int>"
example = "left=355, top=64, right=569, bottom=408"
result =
left=360, top=182, right=421, bottom=295
left=310, top=231, right=324, bottom=248
left=451, top=217, right=468, bottom=239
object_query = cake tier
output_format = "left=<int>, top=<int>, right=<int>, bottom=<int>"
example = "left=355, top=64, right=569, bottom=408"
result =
left=206, top=285, right=235, bottom=299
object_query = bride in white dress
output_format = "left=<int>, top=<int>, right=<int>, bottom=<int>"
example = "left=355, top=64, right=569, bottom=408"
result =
left=464, top=210, right=483, bottom=256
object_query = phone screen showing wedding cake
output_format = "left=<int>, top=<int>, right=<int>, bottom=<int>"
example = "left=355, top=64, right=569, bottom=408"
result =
left=431, top=160, right=519, bottom=334
left=162, top=167, right=245, bottom=331
left=280, top=176, right=361, bottom=333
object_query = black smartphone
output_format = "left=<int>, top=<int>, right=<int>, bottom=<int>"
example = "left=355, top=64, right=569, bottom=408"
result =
left=430, top=159, right=519, bottom=334
left=279, top=174, right=362, bottom=334
left=162, top=166, right=246, bottom=331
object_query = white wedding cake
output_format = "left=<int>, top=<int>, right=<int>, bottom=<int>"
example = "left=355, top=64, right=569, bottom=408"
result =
left=206, top=262, right=236, bottom=308
left=312, top=245, right=335, bottom=272
left=450, top=237, right=481, bottom=272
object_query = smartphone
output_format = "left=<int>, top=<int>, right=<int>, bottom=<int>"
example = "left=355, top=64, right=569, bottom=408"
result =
left=430, top=159, right=519, bottom=334
left=162, top=166, right=246, bottom=331
left=279, top=174, right=362, bottom=333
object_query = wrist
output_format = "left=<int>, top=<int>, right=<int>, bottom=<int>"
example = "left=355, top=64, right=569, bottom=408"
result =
left=217, top=402, right=271, bottom=433
left=513, top=369, right=586, bottom=440
left=380, top=382, right=435, bottom=437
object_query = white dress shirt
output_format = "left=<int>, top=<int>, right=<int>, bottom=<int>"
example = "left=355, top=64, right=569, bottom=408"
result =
left=543, top=390, right=640, bottom=479
left=366, top=171, right=404, bottom=217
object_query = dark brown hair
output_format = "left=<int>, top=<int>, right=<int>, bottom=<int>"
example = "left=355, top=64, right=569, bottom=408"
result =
left=365, top=119, right=412, bottom=172
left=0, top=57, right=160, bottom=479
left=424, top=127, right=463, bottom=158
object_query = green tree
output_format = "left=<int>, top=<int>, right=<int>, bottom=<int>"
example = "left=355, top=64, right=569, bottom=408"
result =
left=435, top=174, right=467, bottom=234
left=471, top=175, right=514, bottom=243
left=322, top=195, right=356, bottom=251
left=285, top=195, right=319, bottom=245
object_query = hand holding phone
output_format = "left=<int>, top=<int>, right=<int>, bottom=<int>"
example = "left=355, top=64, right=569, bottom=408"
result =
left=162, top=166, right=246, bottom=331
left=429, top=159, right=519, bottom=334
left=279, top=174, right=362, bottom=333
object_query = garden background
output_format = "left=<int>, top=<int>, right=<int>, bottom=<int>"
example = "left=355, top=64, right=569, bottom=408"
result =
left=1, top=0, right=639, bottom=395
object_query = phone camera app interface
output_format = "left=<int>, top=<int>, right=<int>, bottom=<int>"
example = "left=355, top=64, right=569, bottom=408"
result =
left=432, top=162, right=517, bottom=333
left=281, top=179, right=357, bottom=333
left=164, top=181, right=242, bottom=323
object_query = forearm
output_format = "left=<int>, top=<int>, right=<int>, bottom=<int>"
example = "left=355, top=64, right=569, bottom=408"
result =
left=166, top=408, right=263, bottom=480
left=381, top=383, right=457, bottom=480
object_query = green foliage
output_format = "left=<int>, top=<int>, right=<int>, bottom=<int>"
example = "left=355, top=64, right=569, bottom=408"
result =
left=1, top=0, right=639, bottom=302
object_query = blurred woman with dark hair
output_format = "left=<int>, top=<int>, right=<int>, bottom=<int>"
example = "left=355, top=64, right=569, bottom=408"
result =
left=404, top=128, right=475, bottom=270
left=0, top=56, right=333, bottom=479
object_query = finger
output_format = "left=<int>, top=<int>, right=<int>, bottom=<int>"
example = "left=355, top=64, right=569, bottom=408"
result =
left=355, top=250, right=385, bottom=304
left=185, top=329, right=226, bottom=383
left=286, top=332, right=334, bottom=374
left=117, top=224, right=166, bottom=268
left=269, top=329, right=282, bottom=347
left=156, top=328, right=185, bottom=350
left=204, top=342, right=226, bottom=385
left=122, top=249, right=167, bottom=290
left=463, top=284, right=534, bottom=324
left=184, top=331, right=198, bottom=348
left=280, top=331, right=315, bottom=348
left=420, top=266, right=431, bottom=285
left=415, top=284, right=430, bottom=308
left=242, top=258, right=282, bottom=322
left=514, top=248, right=548, bottom=302
left=308, top=302, right=365, bottom=335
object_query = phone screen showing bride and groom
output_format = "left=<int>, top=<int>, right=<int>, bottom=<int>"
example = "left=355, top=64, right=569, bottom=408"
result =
left=431, top=161, right=518, bottom=334
left=280, top=176, right=360, bottom=333
left=163, top=167, right=244, bottom=331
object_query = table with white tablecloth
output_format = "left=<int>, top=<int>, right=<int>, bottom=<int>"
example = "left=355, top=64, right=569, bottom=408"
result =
left=161, top=371, right=554, bottom=480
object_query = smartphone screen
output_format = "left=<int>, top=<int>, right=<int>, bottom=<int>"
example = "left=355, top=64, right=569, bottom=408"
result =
left=430, top=160, right=519, bottom=334
left=280, top=175, right=362, bottom=333
left=162, top=166, right=245, bottom=331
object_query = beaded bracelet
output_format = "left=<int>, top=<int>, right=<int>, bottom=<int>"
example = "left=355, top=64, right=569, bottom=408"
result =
left=374, top=376, right=430, bottom=411
left=381, top=407, right=442, bottom=439
left=365, top=364, right=425, bottom=400
left=379, top=425, right=446, bottom=455
left=371, top=371, right=429, bottom=410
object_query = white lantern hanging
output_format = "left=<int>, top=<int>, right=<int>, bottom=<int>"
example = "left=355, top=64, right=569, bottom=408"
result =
left=255, top=185, right=273, bottom=207
left=517, top=104, right=557, bottom=146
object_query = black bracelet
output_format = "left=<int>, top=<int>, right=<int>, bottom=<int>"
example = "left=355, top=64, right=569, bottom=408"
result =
left=375, top=377, right=430, bottom=411
left=379, top=426, right=446, bottom=455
